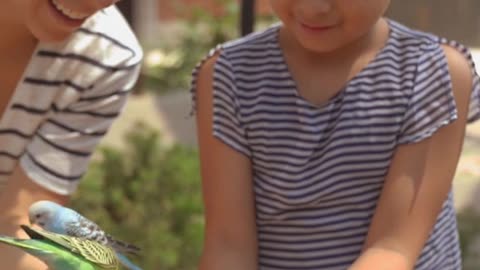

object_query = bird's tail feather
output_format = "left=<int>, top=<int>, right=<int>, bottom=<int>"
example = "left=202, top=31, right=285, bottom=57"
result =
left=117, top=253, right=143, bottom=270
left=107, top=234, right=141, bottom=255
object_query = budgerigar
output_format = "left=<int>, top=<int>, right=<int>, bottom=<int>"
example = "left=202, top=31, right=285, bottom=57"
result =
left=0, top=224, right=119, bottom=270
left=29, top=200, right=142, bottom=270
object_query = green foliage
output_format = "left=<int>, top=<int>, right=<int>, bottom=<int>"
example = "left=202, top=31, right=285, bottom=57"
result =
left=71, top=123, right=203, bottom=269
left=457, top=208, right=480, bottom=269
left=143, top=0, right=275, bottom=93
left=143, top=0, right=239, bottom=93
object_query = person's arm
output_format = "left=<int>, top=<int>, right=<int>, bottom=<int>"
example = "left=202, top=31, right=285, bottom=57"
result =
left=0, top=32, right=142, bottom=270
left=349, top=45, right=473, bottom=269
left=0, top=165, right=69, bottom=270
left=195, top=53, right=258, bottom=270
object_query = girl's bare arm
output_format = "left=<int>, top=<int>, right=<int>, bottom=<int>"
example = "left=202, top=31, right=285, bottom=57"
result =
left=195, top=53, right=258, bottom=270
left=350, top=45, right=473, bottom=269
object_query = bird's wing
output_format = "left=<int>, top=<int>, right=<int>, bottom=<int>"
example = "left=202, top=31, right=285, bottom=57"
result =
left=66, top=214, right=109, bottom=245
left=67, top=212, right=140, bottom=254
left=68, top=237, right=119, bottom=269
left=73, top=218, right=142, bottom=254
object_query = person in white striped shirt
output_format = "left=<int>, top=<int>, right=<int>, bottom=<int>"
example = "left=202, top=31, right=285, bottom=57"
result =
left=0, top=0, right=143, bottom=269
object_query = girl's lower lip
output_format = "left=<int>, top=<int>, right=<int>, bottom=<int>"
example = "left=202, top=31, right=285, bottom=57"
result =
left=300, top=23, right=334, bottom=32
left=47, top=0, right=87, bottom=28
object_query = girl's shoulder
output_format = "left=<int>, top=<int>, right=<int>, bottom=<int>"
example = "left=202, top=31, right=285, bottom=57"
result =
left=388, top=19, right=480, bottom=123
left=216, top=23, right=281, bottom=56
left=386, top=19, right=477, bottom=88
left=193, top=23, right=283, bottom=85
left=387, top=19, right=472, bottom=58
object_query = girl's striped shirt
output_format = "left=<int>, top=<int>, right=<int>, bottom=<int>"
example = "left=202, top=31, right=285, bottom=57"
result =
left=192, top=19, right=480, bottom=269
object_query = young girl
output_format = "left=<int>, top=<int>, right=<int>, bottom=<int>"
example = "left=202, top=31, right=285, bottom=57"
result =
left=0, top=0, right=142, bottom=269
left=192, top=0, right=479, bottom=269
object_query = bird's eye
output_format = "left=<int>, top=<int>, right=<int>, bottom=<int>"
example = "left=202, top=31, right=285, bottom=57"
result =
left=35, top=214, right=41, bottom=218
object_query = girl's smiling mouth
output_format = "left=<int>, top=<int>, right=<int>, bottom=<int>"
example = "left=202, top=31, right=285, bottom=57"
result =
left=300, top=22, right=336, bottom=32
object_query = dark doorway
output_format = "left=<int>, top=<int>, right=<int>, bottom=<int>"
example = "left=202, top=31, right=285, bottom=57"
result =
left=241, top=0, right=256, bottom=36
left=116, top=0, right=134, bottom=28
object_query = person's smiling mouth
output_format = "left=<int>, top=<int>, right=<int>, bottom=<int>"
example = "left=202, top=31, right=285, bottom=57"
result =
left=50, top=0, right=90, bottom=21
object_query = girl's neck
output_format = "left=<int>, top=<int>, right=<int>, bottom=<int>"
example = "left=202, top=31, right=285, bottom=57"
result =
left=279, top=18, right=389, bottom=67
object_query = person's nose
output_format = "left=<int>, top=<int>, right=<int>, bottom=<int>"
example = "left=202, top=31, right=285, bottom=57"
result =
left=300, top=0, right=332, bottom=14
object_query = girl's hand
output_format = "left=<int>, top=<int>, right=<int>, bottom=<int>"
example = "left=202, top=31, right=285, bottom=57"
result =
left=348, top=248, right=411, bottom=270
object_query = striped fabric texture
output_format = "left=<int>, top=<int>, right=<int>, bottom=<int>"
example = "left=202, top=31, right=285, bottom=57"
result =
left=192, top=19, right=480, bottom=269
left=0, top=6, right=142, bottom=195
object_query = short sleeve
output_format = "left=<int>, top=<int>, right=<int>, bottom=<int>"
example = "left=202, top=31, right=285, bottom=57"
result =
left=191, top=48, right=251, bottom=157
left=397, top=43, right=458, bottom=145
left=20, top=63, right=142, bottom=195
left=467, top=64, right=480, bottom=123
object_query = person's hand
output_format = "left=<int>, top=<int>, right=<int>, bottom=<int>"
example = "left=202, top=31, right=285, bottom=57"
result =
left=0, top=213, right=49, bottom=270
left=0, top=166, right=68, bottom=270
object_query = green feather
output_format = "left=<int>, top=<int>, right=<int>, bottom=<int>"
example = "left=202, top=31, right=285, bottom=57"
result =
left=0, top=225, right=119, bottom=270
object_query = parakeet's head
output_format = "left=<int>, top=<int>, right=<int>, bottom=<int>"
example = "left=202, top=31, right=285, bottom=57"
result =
left=28, top=200, right=63, bottom=227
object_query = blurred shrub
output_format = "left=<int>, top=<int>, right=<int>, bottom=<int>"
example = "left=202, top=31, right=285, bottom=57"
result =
left=71, top=123, right=203, bottom=269
left=143, top=0, right=239, bottom=93
left=457, top=208, right=480, bottom=269
left=143, top=0, right=275, bottom=93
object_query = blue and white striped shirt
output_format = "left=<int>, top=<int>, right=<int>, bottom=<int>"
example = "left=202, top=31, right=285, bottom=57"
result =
left=192, top=19, right=480, bottom=269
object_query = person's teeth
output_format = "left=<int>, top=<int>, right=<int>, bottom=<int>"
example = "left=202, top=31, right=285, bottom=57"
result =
left=51, top=0, right=89, bottom=20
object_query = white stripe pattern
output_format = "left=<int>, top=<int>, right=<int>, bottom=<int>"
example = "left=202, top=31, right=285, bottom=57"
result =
left=0, top=6, right=142, bottom=195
